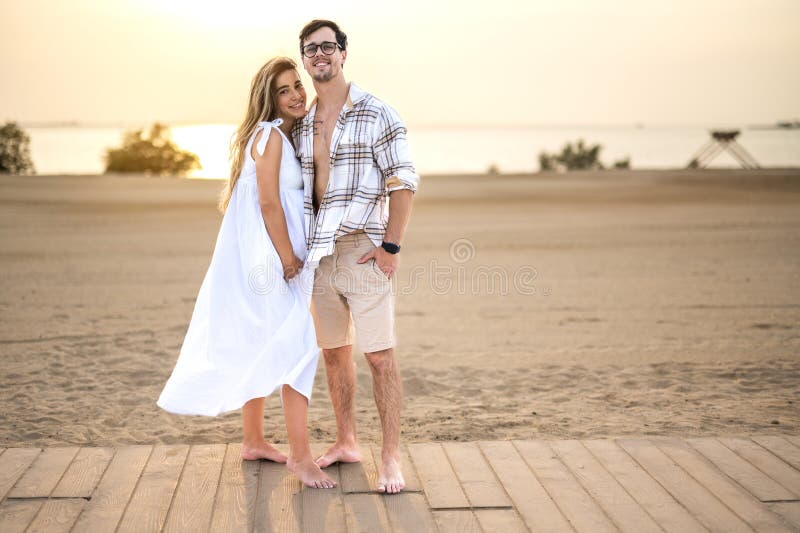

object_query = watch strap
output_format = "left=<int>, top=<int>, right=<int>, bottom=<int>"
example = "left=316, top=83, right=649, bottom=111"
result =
left=381, top=241, right=401, bottom=254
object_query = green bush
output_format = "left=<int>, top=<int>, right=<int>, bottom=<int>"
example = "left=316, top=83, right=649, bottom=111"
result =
left=612, top=157, right=631, bottom=169
left=0, top=121, right=36, bottom=175
left=538, top=139, right=631, bottom=172
left=104, top=123, right=200, bottom=176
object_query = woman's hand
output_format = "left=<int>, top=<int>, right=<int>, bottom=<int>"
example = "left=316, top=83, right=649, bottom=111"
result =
left=282, top=255, right=304, bottom=281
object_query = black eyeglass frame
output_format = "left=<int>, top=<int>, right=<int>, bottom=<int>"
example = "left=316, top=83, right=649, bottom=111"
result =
left=301, top=41, right=343, bottom=58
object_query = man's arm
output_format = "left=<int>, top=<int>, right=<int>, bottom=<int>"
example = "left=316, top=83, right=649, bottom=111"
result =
left=374, top=103, right=419, bottom=247
left=357, top=105, right=419, bottom=278
left=383, top=189, right=414, bottom=246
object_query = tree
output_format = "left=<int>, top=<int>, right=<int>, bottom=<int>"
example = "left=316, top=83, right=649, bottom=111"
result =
left=0, top=121, right=36, bottom=175
left=538, top=139, right=631, bottom=172
left=104, top=123, right=200, bottom=176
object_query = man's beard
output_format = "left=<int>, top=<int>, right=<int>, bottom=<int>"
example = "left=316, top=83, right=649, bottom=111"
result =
left=312, top=69, right=334, bottom=83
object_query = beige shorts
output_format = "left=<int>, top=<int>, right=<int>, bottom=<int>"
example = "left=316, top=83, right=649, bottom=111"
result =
left=311, top=231, right=396, bottom=353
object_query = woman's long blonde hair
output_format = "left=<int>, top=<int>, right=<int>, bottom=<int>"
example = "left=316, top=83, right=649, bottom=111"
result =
left=218, top=57, right=298, bottom=213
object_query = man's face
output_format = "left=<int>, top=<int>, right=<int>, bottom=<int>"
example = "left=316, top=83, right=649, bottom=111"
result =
left=301, top=26, right=346, bottom=83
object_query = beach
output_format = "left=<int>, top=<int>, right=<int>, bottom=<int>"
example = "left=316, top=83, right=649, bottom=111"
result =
left=1, top=169, right=798, bottom=447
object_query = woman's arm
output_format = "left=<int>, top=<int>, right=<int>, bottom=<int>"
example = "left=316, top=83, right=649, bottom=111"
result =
left=253, top=128, right=302, bottom=278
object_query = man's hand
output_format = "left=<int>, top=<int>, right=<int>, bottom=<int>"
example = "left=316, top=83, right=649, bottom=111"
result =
left=282, top=255, right=304, bottom=281
left=357, top=246, right=398, bottom=279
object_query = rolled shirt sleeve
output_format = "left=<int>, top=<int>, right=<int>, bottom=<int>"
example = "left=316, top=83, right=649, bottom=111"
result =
left=373, top=106, right=420, bottom=194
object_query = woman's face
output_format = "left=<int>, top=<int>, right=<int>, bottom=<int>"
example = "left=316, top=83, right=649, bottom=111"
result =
left=273, top=69, right=306, bottom=121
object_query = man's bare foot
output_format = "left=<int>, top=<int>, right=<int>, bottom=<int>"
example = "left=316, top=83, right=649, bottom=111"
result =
left=241, top=441, right=288, bottom=463
left=376, top=452, right=405, bottom=494
left=288, top=457, right=338, bottom=489
left=315, top=443, right=362, bottom=468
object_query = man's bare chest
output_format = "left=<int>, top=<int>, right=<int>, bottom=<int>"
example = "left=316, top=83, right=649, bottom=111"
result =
left=312, top=116, right=337, bottom=165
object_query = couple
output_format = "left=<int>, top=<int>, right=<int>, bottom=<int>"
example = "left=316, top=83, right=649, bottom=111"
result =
left=157, top=19, right=418, bottom=494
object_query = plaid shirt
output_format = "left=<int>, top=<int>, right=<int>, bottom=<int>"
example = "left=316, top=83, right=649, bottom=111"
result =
left=293, top=83, right=419, bottom=265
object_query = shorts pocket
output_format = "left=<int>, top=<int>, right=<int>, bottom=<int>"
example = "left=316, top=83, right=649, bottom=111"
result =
left=371, top=259, right=390, bottom=281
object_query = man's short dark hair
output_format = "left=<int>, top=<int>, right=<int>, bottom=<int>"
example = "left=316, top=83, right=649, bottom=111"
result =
left=299, top=19, right=348, bottom=53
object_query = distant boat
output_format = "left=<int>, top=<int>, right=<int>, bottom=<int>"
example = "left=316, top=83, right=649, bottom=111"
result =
left=748, top=120, right=800, bottom=130
left=776, top=120, right=800, bottom=129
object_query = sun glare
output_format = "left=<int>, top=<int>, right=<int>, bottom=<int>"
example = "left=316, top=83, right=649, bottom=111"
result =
left=171, top=125, right=236, bottom=179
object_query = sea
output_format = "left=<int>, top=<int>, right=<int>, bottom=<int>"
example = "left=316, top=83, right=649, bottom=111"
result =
left=23, top=124, right=800, bottom=178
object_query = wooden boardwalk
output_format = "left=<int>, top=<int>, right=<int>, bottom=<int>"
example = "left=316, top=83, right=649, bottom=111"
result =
left=1, top=436, right=799, bottom=532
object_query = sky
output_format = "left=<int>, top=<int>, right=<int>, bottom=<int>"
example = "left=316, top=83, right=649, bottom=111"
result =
left=1, top=0, right=799, bottom=127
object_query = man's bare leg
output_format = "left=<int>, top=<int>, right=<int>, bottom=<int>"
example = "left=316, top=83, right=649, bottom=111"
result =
left=282, top=385, right=337, bottom=488
left=241, top=397, right=288, bottom=462
left=316, top=345, right=363, bottom=468
left=365, top=347, right=405, bottom=494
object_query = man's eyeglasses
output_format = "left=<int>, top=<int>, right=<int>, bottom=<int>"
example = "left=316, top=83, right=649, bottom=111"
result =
left=302, top=41, right=342, bottom=58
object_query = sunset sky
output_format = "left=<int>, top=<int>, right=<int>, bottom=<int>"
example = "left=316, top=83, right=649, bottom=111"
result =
left=1, top=0, right=798, bottom=127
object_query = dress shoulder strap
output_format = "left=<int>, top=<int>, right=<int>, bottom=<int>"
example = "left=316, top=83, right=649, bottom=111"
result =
left=253, top=119, right=285, bottom=157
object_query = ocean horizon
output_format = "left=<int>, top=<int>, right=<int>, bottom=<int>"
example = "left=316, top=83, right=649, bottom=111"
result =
left=22, top=123, right=800, bottom=178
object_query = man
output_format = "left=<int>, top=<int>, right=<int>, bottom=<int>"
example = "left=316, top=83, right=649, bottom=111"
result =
left=294, top=19, right=418, bottom=494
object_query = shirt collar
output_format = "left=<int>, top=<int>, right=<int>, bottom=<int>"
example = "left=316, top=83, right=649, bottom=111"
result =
left=346, top=82, right=367, bottom=108
left=306, top=82, right=366, bottom=120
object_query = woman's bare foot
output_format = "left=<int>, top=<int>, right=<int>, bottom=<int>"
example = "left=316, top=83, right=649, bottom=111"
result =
left=241, top=441, right=288, bottom=462
left=376, top=451, right=405, bottom=494
left=288, top=457, right=338, bottom=488
left=315, top=442, right=362, bottom=468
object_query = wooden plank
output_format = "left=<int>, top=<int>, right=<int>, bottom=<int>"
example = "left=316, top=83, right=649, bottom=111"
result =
left=399, top=444, right=423, bottom=493
left=619, top=438, right=752, bottom=533
left=474, top=509, right=528, bottom=533
left=656, top=438, right=793, bottom=532
left=254, top=459, right=302, bottom=533
left=407, top=442, right=469, bottom=509
left=443, top=441, right=512, bottom=508
left=27, top=498, right=86, bottom=533
left=51, top=447, right=113, bottom=498
left=343, top=493, right=392, bottom=532
left=550, top=439, right=661, bottom=533
left=117, top=444, right=189, bottom=533
left=0, top=448, right=41, bottom=500
left=688, top=438, right=795, bottom=502
left=719, top=437, right=800, bottom=497
left=785, top=436, right=800, bottom=448
left=752, top=436, right=800, bottom=471
left=162, top=443, right=226, bottom=532
left=209, top=443, right=260, bottom=532
left=769, top=502, right=800, bottom=531
left=433, top=509, right=481, bottom=533
left=515, top=440, right=617, bottom=533
left=301, top=461, right=346, bottom=533
left=583, top=439, right=706, bottom=533
left=0, top=499, right=44, bottom=533
left=339, top=445, right=379, bottom=494
left=383, top=492, right=439, bottom=532
left=369, top=444, right=423, bottom=493
left=71, top=445, right=152, bottom=532
left=479, top=440, right=573, bottom=532
left=8, top=447, right=79, bottom=498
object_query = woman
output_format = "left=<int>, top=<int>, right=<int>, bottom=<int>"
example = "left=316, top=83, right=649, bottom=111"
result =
left=157, top=57, right=335, bottom=489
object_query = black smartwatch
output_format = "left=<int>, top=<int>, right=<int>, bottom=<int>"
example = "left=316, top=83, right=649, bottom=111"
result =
left=381, top=241, right=401, bottom=254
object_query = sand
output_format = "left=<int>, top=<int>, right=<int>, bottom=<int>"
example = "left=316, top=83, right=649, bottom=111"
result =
left=0, top=169, right=798, bottom=446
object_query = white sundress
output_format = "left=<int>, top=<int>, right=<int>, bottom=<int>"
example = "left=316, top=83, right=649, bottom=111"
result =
left=157, top=119, right=319, bottom=416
